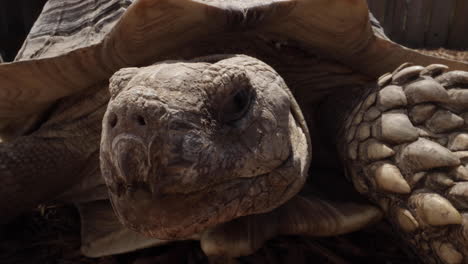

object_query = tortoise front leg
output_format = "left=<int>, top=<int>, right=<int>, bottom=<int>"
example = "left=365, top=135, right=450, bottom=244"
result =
left=0, top=135, right=91, bottom=224
left=200, top=192, right=381, bottom=262
left=323, top=64, right=468, bottom=263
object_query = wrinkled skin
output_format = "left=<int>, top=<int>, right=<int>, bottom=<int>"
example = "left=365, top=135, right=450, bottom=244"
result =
left=100, top=55, right=310, bottom=239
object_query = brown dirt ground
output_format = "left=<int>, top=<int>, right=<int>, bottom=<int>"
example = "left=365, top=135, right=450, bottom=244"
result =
left=0, top=204, right=420, bottom=264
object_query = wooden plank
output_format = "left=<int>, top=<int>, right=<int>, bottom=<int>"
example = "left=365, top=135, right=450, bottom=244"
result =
left=368, top=0, right=387, bottom=25
left=447, top=0, right=468, bottom=49
left=19, top=0, right=48, bottom=33
left=405, top=0, right=430, bottom=48
left=425, top=0, right=456, bottom=48
left=390, top=0, right=407, bottom=44
left=383, top=0, right=395, bottom=37
left=0, top=0, right=8, bottom=36
left=367, top=0, right=376, bottom=13
left=0, top=0, right=9, bottom=60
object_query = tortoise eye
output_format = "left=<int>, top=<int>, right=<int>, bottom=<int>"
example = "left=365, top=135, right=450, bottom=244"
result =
left=219, top=86, right=253, bottom=124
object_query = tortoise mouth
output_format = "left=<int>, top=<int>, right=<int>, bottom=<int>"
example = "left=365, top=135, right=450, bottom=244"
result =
left=102, top=150, right=294, bottom=240
left=107, top=172, right=280, bottom=239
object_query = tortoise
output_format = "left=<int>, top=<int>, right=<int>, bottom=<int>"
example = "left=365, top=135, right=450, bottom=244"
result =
left=2, top=0, right=468, bottom=263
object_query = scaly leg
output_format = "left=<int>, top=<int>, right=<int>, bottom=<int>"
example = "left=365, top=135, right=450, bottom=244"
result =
left=0, top=87, right=107, bottom=224
left=326, top=64, right=468, bottom=263
left=0, top=135, right=92, bottom=224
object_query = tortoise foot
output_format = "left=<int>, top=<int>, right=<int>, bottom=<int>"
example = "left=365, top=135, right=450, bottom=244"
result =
left=200, top=194, right=381, bottom=260
left=344, top=64, right=468, bottom=264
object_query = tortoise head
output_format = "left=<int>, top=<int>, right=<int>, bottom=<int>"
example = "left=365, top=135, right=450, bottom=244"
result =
left=100, top=55, right=310, bottom=239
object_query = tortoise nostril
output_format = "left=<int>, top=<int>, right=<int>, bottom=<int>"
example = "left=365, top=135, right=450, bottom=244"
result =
left=136, top=115, right=146, bottom=126
left=109, top=113, right=118, bottom=128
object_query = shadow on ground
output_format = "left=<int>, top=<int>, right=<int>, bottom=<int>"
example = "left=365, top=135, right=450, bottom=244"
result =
left=0, top=205, right=419, bottom=264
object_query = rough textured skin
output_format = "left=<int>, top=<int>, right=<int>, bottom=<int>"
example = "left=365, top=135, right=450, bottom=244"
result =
left=100, top=55, right=310, bottom=239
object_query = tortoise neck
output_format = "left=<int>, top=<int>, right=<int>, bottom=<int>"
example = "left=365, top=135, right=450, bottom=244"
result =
left=317, top=83, right=377, bottom=148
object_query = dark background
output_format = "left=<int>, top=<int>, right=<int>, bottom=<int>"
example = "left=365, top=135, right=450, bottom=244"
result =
left=0, top=0, right=47, bottom=61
